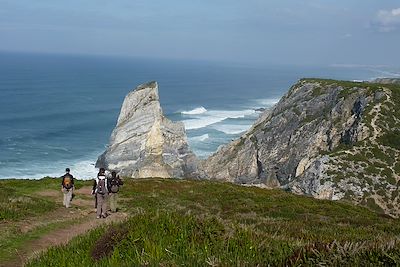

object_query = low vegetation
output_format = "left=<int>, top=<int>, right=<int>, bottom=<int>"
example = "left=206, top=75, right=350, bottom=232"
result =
left=0, top=177, right=90, bottom=221
left=18, top=178, right=400, bottom=266
left=0, top=178, right=92, bottom=263
left=298, top=79, right=400, bottom=216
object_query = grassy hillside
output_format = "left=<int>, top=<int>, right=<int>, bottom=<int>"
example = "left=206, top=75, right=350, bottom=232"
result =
left=15, top=178, right=400, bottom=266
left=0, top=178, right=93, bottom=263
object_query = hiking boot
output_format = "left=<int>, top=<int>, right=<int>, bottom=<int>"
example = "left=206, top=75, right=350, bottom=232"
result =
left=101, top=214, right=107, bottom=218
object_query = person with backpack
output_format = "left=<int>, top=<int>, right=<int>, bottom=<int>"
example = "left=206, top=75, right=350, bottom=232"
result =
left=92, top=168, right=109, bottom=219
left=108, top=171, right=123, bottom=213
left=61, top=168, right=74, bottom=208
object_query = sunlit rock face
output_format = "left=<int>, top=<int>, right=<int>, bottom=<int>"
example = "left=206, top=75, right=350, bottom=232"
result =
left=96, top=81, right=198, bottom=178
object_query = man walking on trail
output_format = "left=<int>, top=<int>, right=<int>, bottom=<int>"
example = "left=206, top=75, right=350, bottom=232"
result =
left=108, top=171, right=123, bottom=213
left=61, top=168, right=74, bottom=208
left=92, top=168, right=109, bottom=219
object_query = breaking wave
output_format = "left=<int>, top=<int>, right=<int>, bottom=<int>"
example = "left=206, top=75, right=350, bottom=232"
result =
left=181, top=107, right=207, bottom=115
left=190, top=134, right=209, bottom=142
left=182, top=109, right=256, bottom=130
left=211, top=124, right=252, bottom=135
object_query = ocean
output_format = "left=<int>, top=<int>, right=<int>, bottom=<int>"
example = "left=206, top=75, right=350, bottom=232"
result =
left=1, top=52, right=399, bottom=179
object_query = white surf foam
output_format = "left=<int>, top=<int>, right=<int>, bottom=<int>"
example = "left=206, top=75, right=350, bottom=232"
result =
left=211, top=124, right=252, bottom=135
left=190, top=134, right=209, bottom=142
left=370, top=69, right=400, bottom=77
left=181, top=106, right=207, bottom=115
left=182, top=109, right=256, bottom=130
left=69, top=159, right=98, bottom=180
left=254, top=98, right=280, bottom=107
left=1, top=153, right=100, bottom=180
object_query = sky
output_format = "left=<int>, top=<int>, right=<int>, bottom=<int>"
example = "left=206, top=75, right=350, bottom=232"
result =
left=0, top=0, right=399, bottom=66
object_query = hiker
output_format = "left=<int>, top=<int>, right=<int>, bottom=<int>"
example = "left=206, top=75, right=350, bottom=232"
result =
left=108, top=171, right=123, bottom=213
left=94, top=190, right=98, bottom=210
left=92, top=168, right=109, bottom=219
left=61, top=168, right=74, bottom=208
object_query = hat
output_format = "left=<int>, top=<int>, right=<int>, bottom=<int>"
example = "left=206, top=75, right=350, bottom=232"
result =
left=66, top=168, right=70, bottom=172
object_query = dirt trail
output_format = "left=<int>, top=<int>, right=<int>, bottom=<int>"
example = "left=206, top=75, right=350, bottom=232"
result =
left=2, top=186, right=128, bottom=267
left=369, top=102, right=382, bottom=143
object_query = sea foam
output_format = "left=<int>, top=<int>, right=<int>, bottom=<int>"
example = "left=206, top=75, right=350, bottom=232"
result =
left=211, top=124, right=252, bottom=135
left=182, top=109, right=256, bottom=130
left=181, top=107, right=207, bottom=115
left=254, top=98, right=280, bottom=107
left=2, top=155, right=99, bottom=180
left=190, top=134, right=210, bottom=142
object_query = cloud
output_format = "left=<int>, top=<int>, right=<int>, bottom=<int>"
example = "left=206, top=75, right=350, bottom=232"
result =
left=374, top=7, right=400, bottom=32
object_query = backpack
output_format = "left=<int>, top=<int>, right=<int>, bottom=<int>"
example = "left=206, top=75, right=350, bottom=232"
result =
left=63, top=175, right=73, bottom=189
left=97, top=176, right=107, bottom=195
left=110, top=178, right=119, bottom=193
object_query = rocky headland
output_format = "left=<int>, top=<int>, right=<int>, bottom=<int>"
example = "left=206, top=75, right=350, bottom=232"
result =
left=96, top=81, right=197, bottom=178
left=98, top=78, right=400, bottom=216
left=200, top=78, right=400, bottom=216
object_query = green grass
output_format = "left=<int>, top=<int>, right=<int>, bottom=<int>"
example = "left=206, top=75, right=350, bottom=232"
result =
left=292, top=107, right=301, bottom=116
left=0, top=178, right=93, bottom=263
left=26, top=178, right=400, bottom=266
left=28, top=212, right=295, bottom=267
left=311, top=86, right=323, bottom=97
left=0, top=178, right=91, bottom=221
left=0, top=185, right=56, bottom=221
left=0, top=178, right=61, bottom=221
left=301, top=114, right=319, bottom=124
left=0, top=177, right=91, bottom=195
left=0, top=216, right=88, bottom=262
left=380, top=131, right=400, bottom=150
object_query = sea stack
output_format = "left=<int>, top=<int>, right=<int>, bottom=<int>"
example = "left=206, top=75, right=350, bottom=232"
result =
left=96, top=81, right=198, bottom=178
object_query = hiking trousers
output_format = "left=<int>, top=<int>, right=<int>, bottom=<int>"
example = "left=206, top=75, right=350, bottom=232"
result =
left=109, top=193, right=118, bottom=212
left=96, top=193, right=108, bottom=217
left=63, top=188, right=73, bottom=208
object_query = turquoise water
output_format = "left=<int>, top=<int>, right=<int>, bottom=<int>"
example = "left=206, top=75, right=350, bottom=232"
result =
left=0, top=52, right=398, bottom=179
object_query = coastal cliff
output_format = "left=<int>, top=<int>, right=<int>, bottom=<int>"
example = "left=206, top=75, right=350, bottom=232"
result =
left=96, top=82, right=197, bottom=178
left=199, top=78, right=400, bottom=216
left=98, top=78, right=399, bottom=216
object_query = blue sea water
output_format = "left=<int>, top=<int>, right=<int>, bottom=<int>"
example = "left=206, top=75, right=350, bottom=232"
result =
left=0, top=52, right=399, bottom=179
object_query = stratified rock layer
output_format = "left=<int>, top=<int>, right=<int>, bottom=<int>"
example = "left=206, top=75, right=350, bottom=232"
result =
left=200, top=79, right=400, bottom=217
left=200, top=79, right=371, bottom=184
left=96, top=82, right=197, bottom=178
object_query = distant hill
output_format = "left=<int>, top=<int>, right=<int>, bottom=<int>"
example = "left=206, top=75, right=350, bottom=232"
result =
left=372, top=78, right=400, bottom=85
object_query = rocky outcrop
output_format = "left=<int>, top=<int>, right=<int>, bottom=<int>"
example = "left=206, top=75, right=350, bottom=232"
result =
left=199, top=79, right=400, bottom=216
left=96, top=81, right=198, bottom=178
left=372, top=78, right=400, bottom=85
left=200, top=79, right=372, bottom=184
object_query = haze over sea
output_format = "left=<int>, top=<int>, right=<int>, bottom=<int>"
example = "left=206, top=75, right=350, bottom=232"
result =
left=1, top=52, right=399, bottom=179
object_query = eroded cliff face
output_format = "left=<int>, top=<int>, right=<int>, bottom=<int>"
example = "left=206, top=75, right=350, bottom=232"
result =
left=96, top=82, right=197, bottom=178
left=199, top=79, right=400, bottom=217
left=200, top=79, right=372, bottom=184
